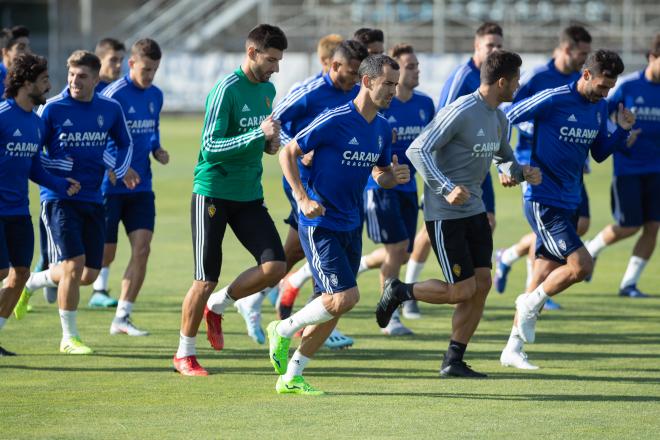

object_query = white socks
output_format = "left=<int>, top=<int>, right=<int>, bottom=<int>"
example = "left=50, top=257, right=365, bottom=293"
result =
left=276, top=296, right=333, bottom=338
left=525, top=258, right=533, bottom=290
left=586, top=232, right=607, bottom=257
left=59, top=309, right=79, bottom=340
left=115, top=300, right=133, bottom=319
left=283, top=350, right=310, bottom=381
left=523, top=284, right=549, bottom=312
left=501, top=246, right=522, bottom=266
left=207, top=286, right=234, bottom=314
left=234, top=289, right=267, bottom=311
left=289, top=263, right=312, bottom=289
left=620, top=256, right=647, bottom=289
left=504, top=325, right=524, bottom=353
left=176, top=332, right=196, bottom=358
left=405, top=259, right=424, bottom=283
left=93, top=267, right=110, bottom=291
left=25, top=269, right=57, bottom=292
left=0, top=317, right=6, bottom=331
left=357, top=256, right=370, bottom=275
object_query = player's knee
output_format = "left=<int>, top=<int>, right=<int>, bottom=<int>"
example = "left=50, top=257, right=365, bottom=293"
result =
left=330, top=289, right=359, bottom=314
left=62, top=258, right=85, bottom=280
left=387, top=242, right=409, bottom=264
left=132, top=242, right=151, bottom=262
left=576, top=218, right=590, bottom=236
left=192, top=280, right=217, bottom=296
left=447, top=280, right=476, bottom=304
left=475, top=273, right=492, bottom=297
left=12, top=267, right=30, bottom=285
left=261, top=260, right=286, bottom=285
left=573, top=257, right=593, bottom=282
left=641, top=222, right=659, bottom=237
left=617, top=226, right=640, bottom=238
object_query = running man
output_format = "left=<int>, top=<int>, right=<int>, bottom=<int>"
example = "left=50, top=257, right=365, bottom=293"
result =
left=0, top=53, right=80, bottom=356
left=495, top=25, right=592, bottom=306
left=585, top=34, right=660, bottom=298
left=268, top=54, right=408, bottom=394
left=376, top=50, right=541, bottom=378
left=173, top=24, right=288, bottom=376
left=500, top=50, right=635, bottom=369
left=354, top=28, right=385, bottom=55
left=403, top=22, right=504, bottom=318
left=96, top=38, right=168, bottom=335
left=0, top=26, right=31, bottom=101
left=95, top=38, right=126, bottom=93
left=16, top=50, right=137, bottom=355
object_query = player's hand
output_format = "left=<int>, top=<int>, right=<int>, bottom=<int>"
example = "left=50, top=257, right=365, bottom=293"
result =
left=445, top=185, right=470, bottom=205
left=107, top=169, right=117, bottom=186
left=616, top=103, right=636, bottom=131
left=154, top=148, right=170, bottom=164
left=65, top=178, right=81, bottom=196
left=626, top=128, right=641, bottom=148
left=264, top=138, right=280, bottom=155
left=391, top=154, right=410, bottom=184
left=300, top=151, right=315, bottom=167
left=122, top=167, right=141, bottom=190
left=499, top=172, right=518, bottom=187
left=299, top=197, right=326, bottom=219
left=260, top=116, right=281, bottom=141
left=522, top=165, right=542, bottom=185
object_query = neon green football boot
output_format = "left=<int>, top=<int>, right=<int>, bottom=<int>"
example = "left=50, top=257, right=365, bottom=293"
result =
left=59, top=337, right=93, bottom=355
left=276, top=376, right=325, bottom=395
left=13, top=288, right=33, bottom=320
left=267, top=320, right=291, bottom=375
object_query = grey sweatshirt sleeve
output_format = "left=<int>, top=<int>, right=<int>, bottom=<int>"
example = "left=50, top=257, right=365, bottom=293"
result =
left=406, top=107, right=461, bottom=196
left=494, top=111, right=525, bottom=183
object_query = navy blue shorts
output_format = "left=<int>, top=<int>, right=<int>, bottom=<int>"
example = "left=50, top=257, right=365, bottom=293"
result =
left=577, top=182, right=590, bottom=219
left=38, top=206, right=50, bottom=264
left=283, top=185, right=299, bottom=230
left=364, top=189, right=418, bottom=252
left=611, top=173, right=660, bottom=227
left=0, top=216, right=34, bottom=270
left=525, top=200, right=582, bottom=264
left=481, top=173, right=495, bottom=214
left=43, top=199, right=105, bottom=270
left=104, top=191, right=156, bottom=243
left=298, top=224, right=362, bottom=295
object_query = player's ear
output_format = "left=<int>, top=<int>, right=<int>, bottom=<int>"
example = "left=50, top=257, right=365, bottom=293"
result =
left=361, top=74, right=371, bottom=89
left=246, top=45, right=257, bottom=61
left=582, top=68, right=591, bottom=81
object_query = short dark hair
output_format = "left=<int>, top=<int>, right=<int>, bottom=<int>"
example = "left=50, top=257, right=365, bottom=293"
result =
left=475, top=22, right=503, bottom=38
left=358, top=54, right=399, bottom=80
left=648, top=33, right=660, bottom=58
left=246, top=24, right=288, bottom=51
left=67, top=50, right=101, bottom=73
left=560, top=25, right=592, bottom=48
left=334, top=39, right=368, bottom=63
left=131, top=38, right=161, bottom=60
left=389, top=43, right=414, bottom=59
left=4, top=52, right=47, bottom=99
left=95, top=38, right=125, bottom=58
left=583, top=49, right=624, bottom=79
left=353, top=28, right=384, bottom=46
left=4, top=25, right=30, bottom=50
left=480, top=50, right=522, bottom=85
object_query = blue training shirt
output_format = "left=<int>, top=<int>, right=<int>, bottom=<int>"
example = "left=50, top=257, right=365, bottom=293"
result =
left=37, top=88, right=133, bottom=204
left=506, top=81, right=629, bottom=210
left=101, top=74, right=163, bottom=194
left=0, top=62, right=6, bottom=101
left=365, top=91, right=434, bottom=192
left=511, top=59, right=582, bottom=164
left=95, top=80, right=112, bottom=94
left=295, top=101, right=392, bottom=231
left=273, top=72, right=359, bottom=189
left=0, top=99, right=69, bottom=216
left=607, top=70, right=660, bottom=176
left=436, top=58, right=480, bottom=110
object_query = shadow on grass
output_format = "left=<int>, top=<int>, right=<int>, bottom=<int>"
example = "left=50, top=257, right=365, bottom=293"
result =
left=336, top=391, right=660, bottom=402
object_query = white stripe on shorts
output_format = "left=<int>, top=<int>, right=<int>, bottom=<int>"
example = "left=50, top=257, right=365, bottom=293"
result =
left=40, top=202, right=59, bottom=264
left=307, top=226, right=334, bottom=294
left=434, top=220, right=454, bottom=284
left=532, top=201, right=564, bottom=260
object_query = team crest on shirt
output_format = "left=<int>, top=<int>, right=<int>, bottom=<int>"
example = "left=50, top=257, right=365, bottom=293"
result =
left=558, top=239, right=567, bottom=252
left=97, top=115, right=104, bottom=128
left=265, top=96, right=271, bottom=109
left=149, top=102, right=155, bottom=114
left=208, top=203, right=216, bottom=218
left=329, top=274, right=338, bottom=287
left=453, top=264, right=461, bottom=278
left=419, top=109, right=426, bottom=121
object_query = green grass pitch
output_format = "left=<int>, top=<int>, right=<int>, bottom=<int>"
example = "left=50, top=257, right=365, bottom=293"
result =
left=1, top=115, right=659, bottom=439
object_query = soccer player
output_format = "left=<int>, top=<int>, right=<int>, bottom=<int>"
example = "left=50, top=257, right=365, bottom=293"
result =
left=0, top=53, right=80, bottom=356
left=500, top=50, right=635, bottom=369
left=173, top=24, right=288, bottom=376
left=269, top=54, right=408, bottom=395
left=495, top=25, right=592, bottom=307
left=95, top=38, right=126, bottom=93
left=362, top=43, right=434, bottom=335
left=93, top=38, right=168, bottom=335
left=402, top=22, right=504, bottom=318
left=0, top=26, right=31, bottom=100
left=16, top=50, right=137, bottom=354
left=271, top=39, right=368, bottom=350
left=585, top=34, right=660, bottom=298
left=376, top=50, right=541, bottom=378
left=354, top=28, right=384, bottom=55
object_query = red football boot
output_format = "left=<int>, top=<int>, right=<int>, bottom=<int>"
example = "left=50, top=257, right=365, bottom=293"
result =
left=173, top=355, right=208, bottom=376
left=204, top=305, right=224, bottom=351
